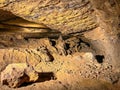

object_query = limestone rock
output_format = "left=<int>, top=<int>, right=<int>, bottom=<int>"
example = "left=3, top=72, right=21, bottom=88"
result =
left=72, top=52, right=95, bottom=61
left=0, top=0, right=97, bottom=34
left=0, top=0, right=119, bottom=67
left=0, top=0, right=120, bottom=89
left=83, top=52, right=95, bottom=61
left=1, top=63, right=39, bottom=88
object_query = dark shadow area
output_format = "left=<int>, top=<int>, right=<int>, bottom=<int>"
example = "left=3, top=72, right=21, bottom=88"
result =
left=65, top=43, right=70, bottom=50
left=50, top=39, right=56, bottom=46
left=37, top=72, right=56, bottom=82
left=95, top=55, right=104, bottom=63
left=23, top=32, right=61, bottom=39
left=20, top=72, right=56, bottom=87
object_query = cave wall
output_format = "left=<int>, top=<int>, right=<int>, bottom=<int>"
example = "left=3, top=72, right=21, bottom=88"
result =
left=0, top=0, right=120, bottom=68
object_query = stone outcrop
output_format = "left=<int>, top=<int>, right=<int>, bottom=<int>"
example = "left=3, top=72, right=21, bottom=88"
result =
left=1, top=63, right=39, bottom=88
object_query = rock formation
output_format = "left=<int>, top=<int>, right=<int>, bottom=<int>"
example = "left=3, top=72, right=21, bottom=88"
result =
left=0, top=0, right=120, bottom=90
left=0, top=0, right=119, bottom=67
left=1, top=63, right=39, bottom=88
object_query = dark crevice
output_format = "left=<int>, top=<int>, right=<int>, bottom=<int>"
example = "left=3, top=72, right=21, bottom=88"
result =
left=65, top=43, right=70, bottom=50
left=95, top=55, right=104, bottom=63
left=37, top=72, right=56, bottom=82
left=20, top=72, right=56, bottom=88
left=50, top=40, right=56, bottom=46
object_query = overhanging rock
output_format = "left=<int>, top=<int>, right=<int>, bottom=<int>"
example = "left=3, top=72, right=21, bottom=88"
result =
left=0, top=0, right=120, bottom=67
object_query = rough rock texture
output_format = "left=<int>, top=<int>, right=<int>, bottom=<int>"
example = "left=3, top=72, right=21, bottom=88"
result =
left=0, top=0, right=119, bottom=68
left=0, top=0, right=97, bottom=34
left=0, top=37, right=92, bottom=71
left=0, top=0, right=120, bottom=90
left=1, top=63, right=39, bottom=88
left=0, top=38, right=120, bottom=89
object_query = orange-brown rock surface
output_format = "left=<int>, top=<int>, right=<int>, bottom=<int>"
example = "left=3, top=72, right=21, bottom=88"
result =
left=0, top=0, right=120, bottom=90
left=0, top=0, right=119, bottom=67
left=1, top=63, right=39, bottom=88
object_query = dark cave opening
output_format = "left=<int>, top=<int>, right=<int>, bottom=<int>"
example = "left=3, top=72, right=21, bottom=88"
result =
left=95, top=55, right=104, bottom=63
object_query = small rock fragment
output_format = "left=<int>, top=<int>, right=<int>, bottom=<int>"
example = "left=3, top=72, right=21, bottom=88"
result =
left=83, top=52, right=95, bottom=61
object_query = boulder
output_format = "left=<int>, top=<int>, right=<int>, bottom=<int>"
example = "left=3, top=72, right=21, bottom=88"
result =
left=1, top=63, right=39, bottom=88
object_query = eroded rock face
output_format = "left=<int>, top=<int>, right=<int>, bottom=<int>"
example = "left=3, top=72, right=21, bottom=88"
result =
left=0, top=0, right=119, bottom=68
left=0, top=0, right=97, bottom=34
left=0, top=0, right=120, bottom=89
left=1, top=63, right=39, bottom=88
left=1, top=51, right=120, bottom=89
